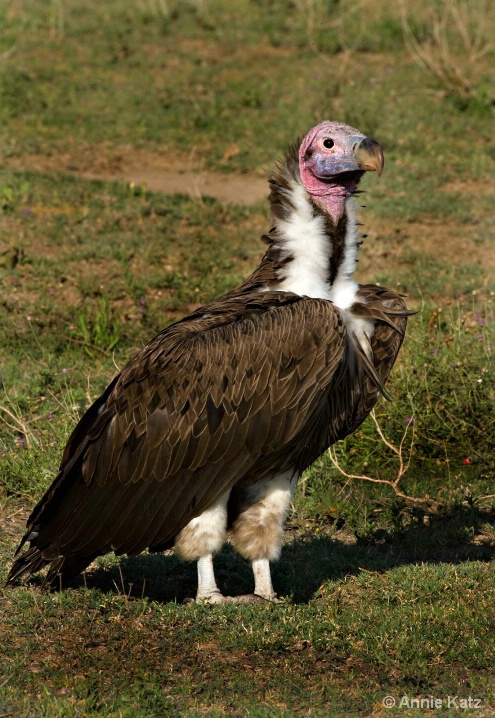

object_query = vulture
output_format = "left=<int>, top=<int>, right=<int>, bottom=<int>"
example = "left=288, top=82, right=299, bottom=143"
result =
left=8, top=121, right=410, bottom=603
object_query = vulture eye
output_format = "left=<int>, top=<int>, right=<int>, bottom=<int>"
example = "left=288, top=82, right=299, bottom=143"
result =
left=323, top=138, right=334, bottom=149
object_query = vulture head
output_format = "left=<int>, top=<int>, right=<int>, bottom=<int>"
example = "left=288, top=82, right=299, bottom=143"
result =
left=298, top=121, right=384, bottom=223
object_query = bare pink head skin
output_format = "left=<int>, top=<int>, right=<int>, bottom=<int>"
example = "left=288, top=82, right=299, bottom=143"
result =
left=298, top=121, right=384, bottom=224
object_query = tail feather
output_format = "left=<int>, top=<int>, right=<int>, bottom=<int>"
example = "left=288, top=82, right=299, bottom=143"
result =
left=6, top=547, right=50, bottom=585
left=7, top=548, right=97, bottom=587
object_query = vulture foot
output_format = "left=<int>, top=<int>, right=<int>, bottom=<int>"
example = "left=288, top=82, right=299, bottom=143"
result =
left=231, top=593, right=280, bottom=604
left=183, top=592, right=279, bottom=605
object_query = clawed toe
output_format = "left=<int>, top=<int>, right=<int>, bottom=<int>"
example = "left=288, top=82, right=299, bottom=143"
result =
left=229, top=593, right=279, bottom=604
left=184, top=591, right=226, bottom=605
left=184, top=592, right=279, bottom=605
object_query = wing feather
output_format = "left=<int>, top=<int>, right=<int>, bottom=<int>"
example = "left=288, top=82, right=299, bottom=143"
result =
left=338, top=285, right=411, bottom=438
left=10, top=295, right=348, bottom=579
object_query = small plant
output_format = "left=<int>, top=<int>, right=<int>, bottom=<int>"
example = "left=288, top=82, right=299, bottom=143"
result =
left=0, top=401, right=35, bottom=449
left=400, top=0, right=495, bottom=109
left=1, top=180, right=30, bottom=212
left=73, top=299, right=122, bottom=355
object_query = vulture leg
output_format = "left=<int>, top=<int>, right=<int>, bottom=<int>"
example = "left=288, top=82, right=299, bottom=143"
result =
left=195, top=553, right=224, bottom=603
left=252, top=558, right=277, bottom=601
left=176, top=490, right=232, bottom=604
left=227, top=470, right=298, bottom=602
left=179, top=473, right=297, bottom=603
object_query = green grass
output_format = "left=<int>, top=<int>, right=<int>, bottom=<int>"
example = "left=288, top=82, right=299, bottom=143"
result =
left=1, top=0, right=495, bottom=715
left=1, top=1, right=495, bottom=189
left=2, top=557, right=495, bottom=716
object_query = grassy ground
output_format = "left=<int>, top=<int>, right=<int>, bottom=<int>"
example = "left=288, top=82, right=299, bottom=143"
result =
left=1, top=1, right=495, bottom=715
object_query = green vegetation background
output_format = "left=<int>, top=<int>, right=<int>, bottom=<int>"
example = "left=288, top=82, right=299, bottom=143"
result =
left=1, top=1, right=495, bottom=716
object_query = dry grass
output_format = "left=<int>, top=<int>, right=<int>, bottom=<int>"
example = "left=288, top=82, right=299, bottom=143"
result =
left=400, top=0, right=494, bottom=101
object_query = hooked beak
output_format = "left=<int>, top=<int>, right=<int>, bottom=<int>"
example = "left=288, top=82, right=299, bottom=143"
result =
left=354, top=137, right=384, bottom=176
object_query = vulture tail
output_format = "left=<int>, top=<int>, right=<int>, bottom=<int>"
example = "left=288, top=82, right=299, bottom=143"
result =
left=6, top=547, right=50, bottom=585
left=7, top=548, right=97, bottom=587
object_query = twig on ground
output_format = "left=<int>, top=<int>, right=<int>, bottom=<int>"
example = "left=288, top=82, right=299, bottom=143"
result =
left=329, top=409, right=438, bottom=508
left=0, top=405, right=34, bottom=447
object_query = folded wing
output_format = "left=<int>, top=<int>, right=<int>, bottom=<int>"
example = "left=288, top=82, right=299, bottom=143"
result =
left=11, top=293, right=349, bottom=579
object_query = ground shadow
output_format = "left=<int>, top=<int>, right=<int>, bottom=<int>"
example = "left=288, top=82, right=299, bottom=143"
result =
left=62, top=503, right=495, bottom=604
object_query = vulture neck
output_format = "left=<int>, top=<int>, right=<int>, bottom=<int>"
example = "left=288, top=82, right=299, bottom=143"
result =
left=258, top=162, right=361, bottom=310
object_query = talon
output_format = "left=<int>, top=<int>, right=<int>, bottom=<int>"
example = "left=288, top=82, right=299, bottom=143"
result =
left=229, top=593, right=279, bottom=604
left=185, top=592, right=279, bottom=605
left=257, top=592, right=279, bottom=604
left=195, top=591, right=228, bottom=605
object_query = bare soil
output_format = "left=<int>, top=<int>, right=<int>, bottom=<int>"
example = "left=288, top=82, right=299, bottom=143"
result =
left=6, top=145, right=268, bottom=205
left=5, top=145, right=495, bottom=299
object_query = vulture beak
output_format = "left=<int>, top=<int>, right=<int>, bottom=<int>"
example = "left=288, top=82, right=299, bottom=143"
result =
left=354, top=137, right=384, bottom=176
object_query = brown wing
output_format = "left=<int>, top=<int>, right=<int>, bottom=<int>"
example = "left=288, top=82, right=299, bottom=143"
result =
left=9, top=294, right=348, bottom=581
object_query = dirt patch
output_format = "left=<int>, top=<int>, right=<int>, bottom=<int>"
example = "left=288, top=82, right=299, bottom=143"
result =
left=357, top=212, right=495, bottom=295
left=439, top=179, right=495, bottom=196
left=6, top=146, right=495, bottom=296
left=6, top=145, right=269, bottom=206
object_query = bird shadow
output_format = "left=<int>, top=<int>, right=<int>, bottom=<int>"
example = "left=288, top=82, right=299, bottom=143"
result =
left=63, top=503, right=495, bottom=605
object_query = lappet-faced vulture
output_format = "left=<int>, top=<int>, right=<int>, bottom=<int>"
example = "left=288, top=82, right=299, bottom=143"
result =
left=8, top=122, right=410, bottom=603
